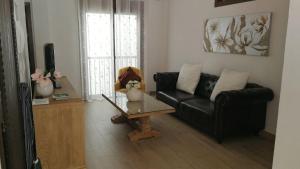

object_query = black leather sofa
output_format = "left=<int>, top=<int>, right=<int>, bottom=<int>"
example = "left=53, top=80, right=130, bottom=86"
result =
left=154, top=72, right=274, bottom=143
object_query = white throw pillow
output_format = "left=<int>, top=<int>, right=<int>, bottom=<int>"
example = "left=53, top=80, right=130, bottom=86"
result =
left=210, top=69, right=249, bottom=101
left=176, top=64, right=202, bottom=94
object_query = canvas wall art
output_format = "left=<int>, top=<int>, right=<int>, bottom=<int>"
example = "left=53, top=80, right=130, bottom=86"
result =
left=203, top=13, right=272, bottom=56
left=215, top=0, right=254, bottom=7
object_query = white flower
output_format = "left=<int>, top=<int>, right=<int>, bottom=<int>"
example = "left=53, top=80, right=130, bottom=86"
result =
left=45, top=73, right=51, bottom=78
left=134, top=83, right=141, bottom=89
left=126, top=80, right=141, bottom=90
left=54, top=71, right=63, bottom=79
left=214, top=33, right=234, bottom=53
left=235, top=25, right=268, bottom=55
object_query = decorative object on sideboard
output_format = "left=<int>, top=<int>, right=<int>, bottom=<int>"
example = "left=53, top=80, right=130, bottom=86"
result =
left=52, top=93, right=69, bottom=101
left=31, top=68, right=62, bottom=97
left=203, top=12, right=272, bottom=56
left=215, top=0, right=255, bottom=7
left=35, top=78, right=53, bottom=97
left=126, top=80, right=143, bottom=101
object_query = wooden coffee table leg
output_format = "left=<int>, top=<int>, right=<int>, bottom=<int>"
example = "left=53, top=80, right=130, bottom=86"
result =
left=111, top=114, right=127, bottom=124
left=128, top=117, right=160, bottom=141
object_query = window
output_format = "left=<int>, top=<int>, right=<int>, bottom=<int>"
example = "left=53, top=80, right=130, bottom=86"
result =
left=85, top=13, right=141, bottom=98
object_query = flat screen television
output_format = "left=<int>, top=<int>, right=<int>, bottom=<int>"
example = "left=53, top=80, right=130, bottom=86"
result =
left=44, top=43, right=55, bottom=72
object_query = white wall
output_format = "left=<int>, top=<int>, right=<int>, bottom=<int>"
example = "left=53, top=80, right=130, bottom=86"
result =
left=47, top=0, right=82, bottom=96
left=32, top=0, right=169, bottom=95
left=144, top=0, right=169, bottom=92
left=273, top=0, right=300, bottom=168
left=32, top=0, right=82, bottom=94
left=31, top=0, right=51, bottom=70
left=167, top=0, right=290, bottom=134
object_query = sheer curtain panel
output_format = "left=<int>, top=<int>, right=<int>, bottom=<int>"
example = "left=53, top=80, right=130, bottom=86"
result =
left=79, top=0, right=144, bottom=100
left=115, top=0, right=144, bottom=77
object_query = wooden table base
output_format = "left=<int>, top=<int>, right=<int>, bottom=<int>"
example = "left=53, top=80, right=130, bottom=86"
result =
left=111, top=114, right=127, bottom=124
left=111, top=115, right=160, bottom=141
left=127, top=117, right=160, bottom=141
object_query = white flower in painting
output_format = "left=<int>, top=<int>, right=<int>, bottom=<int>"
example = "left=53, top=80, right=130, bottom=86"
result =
left=252, top=15, right=270, bottom=35
left=235, top=28, right=254, bottom=53
left=214, top=33, right=234, bottom=53
left=235, top=25, right=268, bottom=55
left=209, top=22, right=219, bottom=34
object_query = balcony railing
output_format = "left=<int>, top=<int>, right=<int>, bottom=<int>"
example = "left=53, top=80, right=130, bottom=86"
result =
left=87, top=56, right=138, bottom=98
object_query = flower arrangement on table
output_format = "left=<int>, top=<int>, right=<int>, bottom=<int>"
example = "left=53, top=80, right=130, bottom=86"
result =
left=31, top=68, right=62, bottom=97
left=125, top=80, right=143, bottom=101
left=126, top=80, right=141, bottom=90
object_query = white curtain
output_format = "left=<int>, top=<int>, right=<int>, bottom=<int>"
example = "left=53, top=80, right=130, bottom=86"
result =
left=79, top=0, right=144, bottom=100
left=115, top=0, right=144, bottom=75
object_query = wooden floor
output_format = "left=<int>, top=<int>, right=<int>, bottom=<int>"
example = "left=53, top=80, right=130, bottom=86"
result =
left=85, top=100, right=274, bottom=169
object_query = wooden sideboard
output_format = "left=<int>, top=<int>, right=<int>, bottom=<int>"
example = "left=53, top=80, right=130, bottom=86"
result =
left=33, top=77, right=86, bottom=169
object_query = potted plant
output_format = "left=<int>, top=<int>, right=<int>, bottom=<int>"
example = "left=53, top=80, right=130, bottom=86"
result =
left=31, top=68, right=62, bottom=97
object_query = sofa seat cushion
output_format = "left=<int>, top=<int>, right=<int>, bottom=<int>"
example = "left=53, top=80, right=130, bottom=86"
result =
left=156, top=90, right=197, bottom=108
left=180, top=98, right=214, bottom=115
left=179, top=98, right=215, bottom=132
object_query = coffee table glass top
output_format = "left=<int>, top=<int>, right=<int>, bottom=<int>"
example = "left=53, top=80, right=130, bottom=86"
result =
left=102, top=92, right=175, bottom=118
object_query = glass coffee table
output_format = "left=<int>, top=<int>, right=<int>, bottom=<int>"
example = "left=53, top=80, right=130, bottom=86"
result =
left=102, top=92, right=175, bottom=141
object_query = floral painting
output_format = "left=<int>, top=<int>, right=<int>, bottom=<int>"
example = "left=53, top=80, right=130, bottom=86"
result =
left=203, top=13, right=272, bottom=56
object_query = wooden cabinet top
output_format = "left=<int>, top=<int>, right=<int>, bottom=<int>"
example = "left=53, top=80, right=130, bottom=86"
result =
left=33, top=77, right=82, bottom=108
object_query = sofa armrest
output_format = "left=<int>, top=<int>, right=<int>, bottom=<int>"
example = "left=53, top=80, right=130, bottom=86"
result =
left=213, top=87, right=274, bottom=143
left=215, top=87, right=274, bottom=107
left=153, top=72, right=179, bottom=92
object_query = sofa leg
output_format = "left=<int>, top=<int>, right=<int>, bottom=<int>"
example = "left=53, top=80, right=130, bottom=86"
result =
left=216, top=134, right=223, bottom=144
left=216, top=128, right=224, bottom=144
left=217, top=138, right=223, bottom=144
left=250, top=128, right=261, bottom=136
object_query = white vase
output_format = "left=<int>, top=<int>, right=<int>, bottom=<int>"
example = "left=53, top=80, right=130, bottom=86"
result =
left=126, top=88, right=143, bottom=102
left=36, top=79, right=54, bottom=97
left=126, top=101, right=142, bottom=113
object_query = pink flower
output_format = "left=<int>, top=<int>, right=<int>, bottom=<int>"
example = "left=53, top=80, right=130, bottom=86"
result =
left=31, top=69, right=43, bottom=81
left=31, top=68, right=63, bottom=84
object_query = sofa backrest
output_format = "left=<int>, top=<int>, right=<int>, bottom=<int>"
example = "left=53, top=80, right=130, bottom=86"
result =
left=194, top=73, right=219, bottom=98
left=194, top=73, right=263, bottom=99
